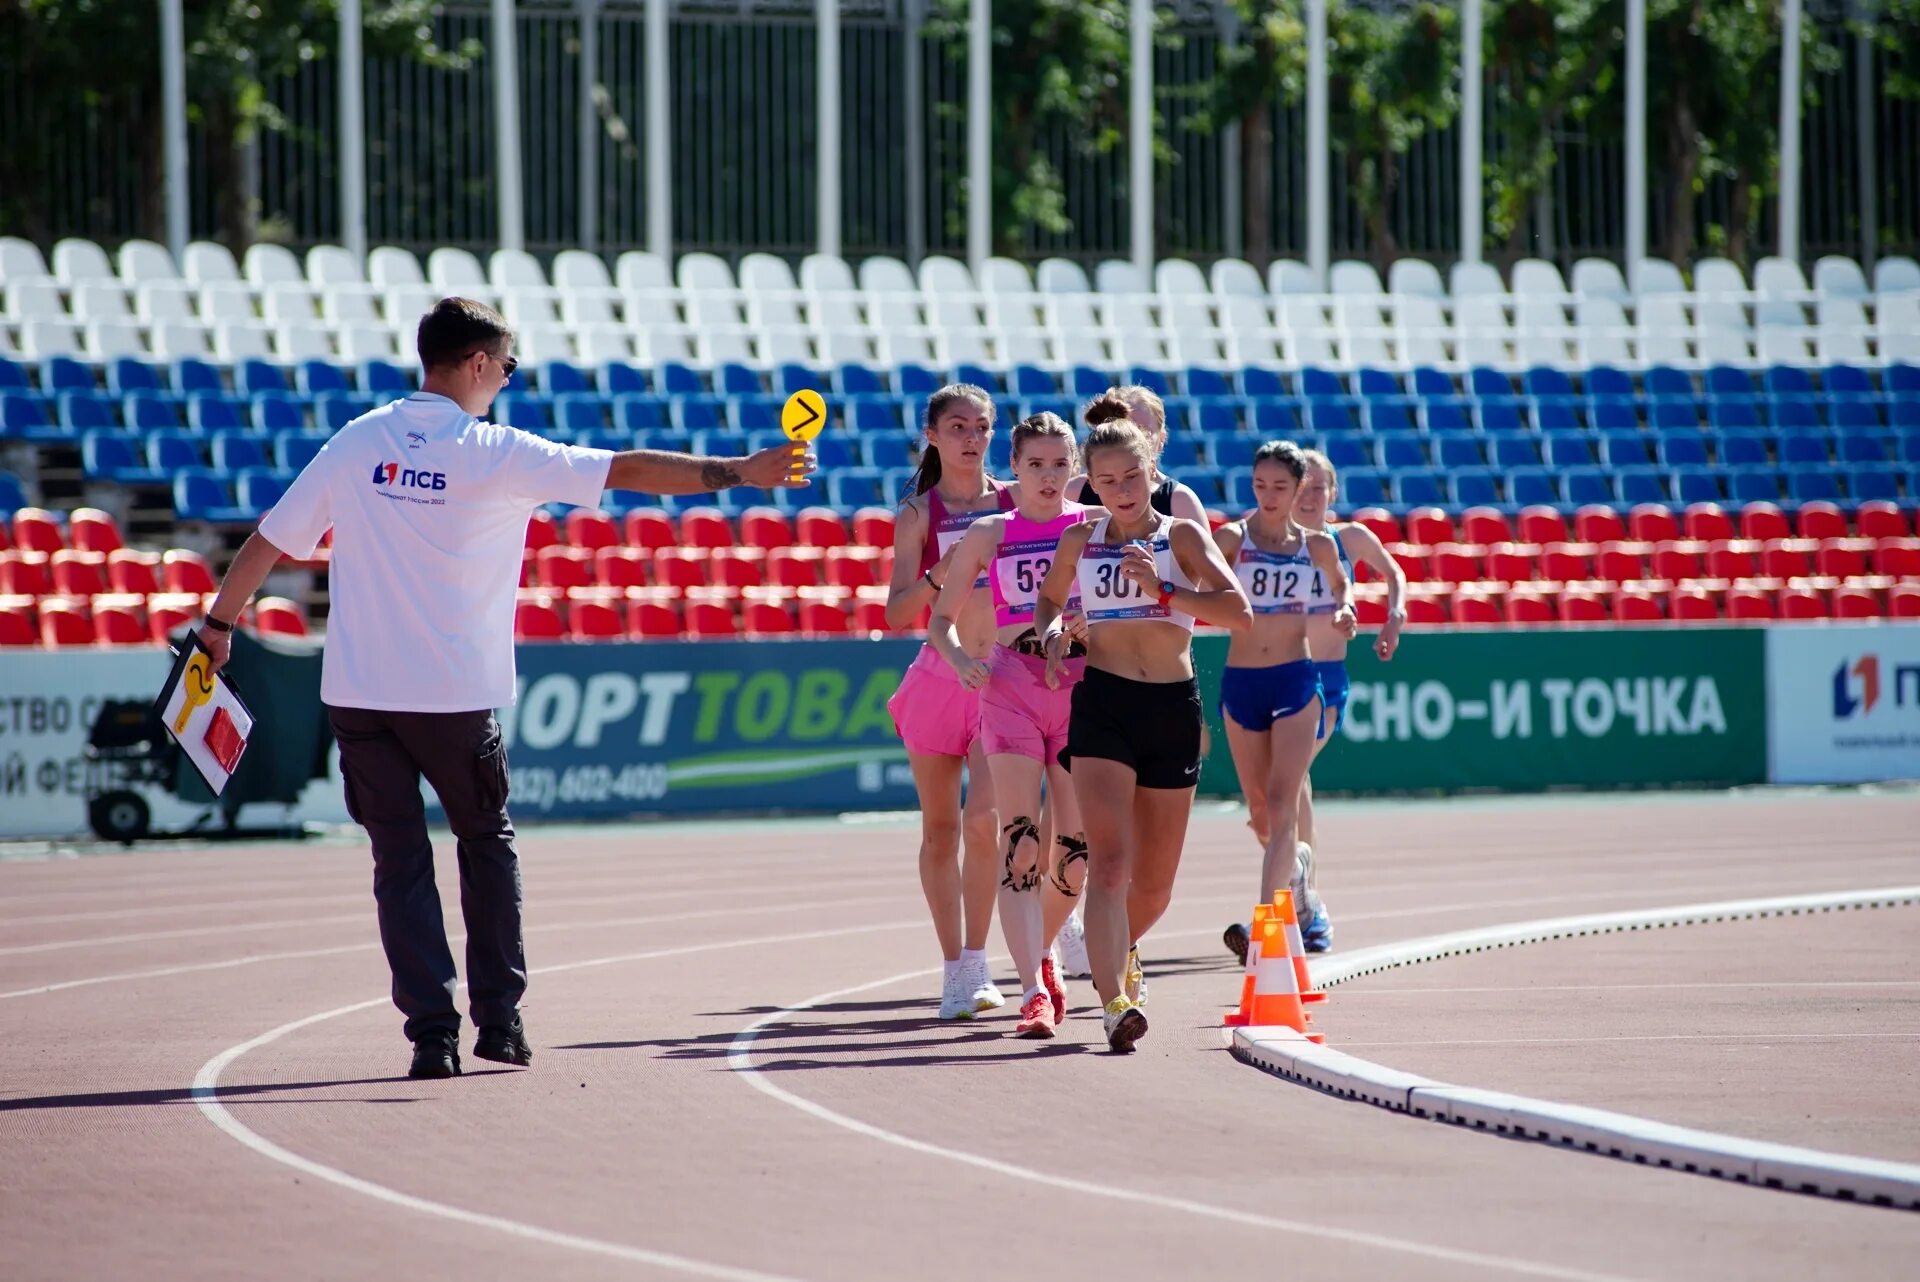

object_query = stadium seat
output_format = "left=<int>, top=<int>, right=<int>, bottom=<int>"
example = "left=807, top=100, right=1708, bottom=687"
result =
left=39, top=598, right=95, bottom=647
left=1556, top=590, right=1607, bottom=624
left=514, top=598, right=565, bottom=641
left=254, top=596, right=308, bottom=637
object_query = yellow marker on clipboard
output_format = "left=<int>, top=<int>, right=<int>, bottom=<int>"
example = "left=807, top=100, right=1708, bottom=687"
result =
left=780, top=389, right=827, bottom=482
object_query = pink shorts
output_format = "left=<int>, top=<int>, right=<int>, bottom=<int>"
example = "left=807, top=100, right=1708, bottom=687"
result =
left=888, top=645, right=983, bottom=758
left=980, top=644, right=1084, bottom=764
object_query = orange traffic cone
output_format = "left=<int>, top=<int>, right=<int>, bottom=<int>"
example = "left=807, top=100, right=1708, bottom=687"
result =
left=1223, top=903, right=1274, bottom=1027
left=1272, top=889, right=1326, bottom=1004
left=1246, top=919, right=1323, bottom=1042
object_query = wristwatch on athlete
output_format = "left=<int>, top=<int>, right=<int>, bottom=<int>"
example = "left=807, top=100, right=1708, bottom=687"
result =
left=1155, top=579, right=1177, bottom=609
left=203, top=613, right=235, bottom=633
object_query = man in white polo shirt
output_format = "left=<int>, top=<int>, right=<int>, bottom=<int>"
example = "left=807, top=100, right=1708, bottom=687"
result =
left=202, top=297, right=812, bottom=1080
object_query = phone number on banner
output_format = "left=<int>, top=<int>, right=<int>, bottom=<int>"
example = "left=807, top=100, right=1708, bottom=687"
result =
left=512, top=763, right=670, bottom=811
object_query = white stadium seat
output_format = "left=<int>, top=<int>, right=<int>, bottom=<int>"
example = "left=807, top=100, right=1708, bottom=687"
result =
left=52, top=237, right=115, bottom=284
left=245, top=243, right=306, bottom=290
left=1329, top=260, right=1384, bottom=296
left=1570, top=258, right=1631, bottom=304
left=1876, top=256, right=1920, bottom=295
left=135, top=282, right=197, bottom=323
left=21, top=318, right=81, bottom=357
left=615, top=250, right=675, bottom=296
left=368, top=245, right=425, bottom=289
left=307, top=245, right=366, bottom=286
left=574, top=325, right=634, bottom=365
left=427, top=247, right=491, bottom=298
left=738, top=252, right=799, bottom=297
left=490, top=247, right=551, bottom=294
left=117, top=239, right=180, bottom=284
left=149, top=319, right=211, bottom=360
left=1267, top=259, right=1319, bottom=295
left=0, top=236, right=51, bottom=282
left=858, top=255, right=918, bottom=296
left=1154, top=258, right=1209, bottom=297
left=1387, top=258, right=1446, bottom=298
left=84, top=320, right=146, bottom=361
left=980, top=257, right=1034, bottom=296
left=800, top=253, right=858, bottom=297
left=1449, top=261, right=1506, bottom=298
left=1035, top=257, right=1090, bottom=294
left=1693, top=257, right=1747, bottom=297
left=70, top=281, right=132, bottom=322
left=182, top=241, right=241, bottom=286
left=1210, top=258, right=1265, bottom=298
left=918, top=255, right=977, bottom=298
left=1512, top=258, right=1569, bottom=298
left=1094, top=259, right=1149, bottom=296
left=1632, top=258, right=1687, bottom=295
left=213, top=320, right=273, bottom=362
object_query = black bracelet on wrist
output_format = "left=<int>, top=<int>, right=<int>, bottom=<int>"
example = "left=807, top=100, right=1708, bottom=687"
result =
left=203, top=614, right=235, bottom=633
left=924, top=571, right=943, bottom=593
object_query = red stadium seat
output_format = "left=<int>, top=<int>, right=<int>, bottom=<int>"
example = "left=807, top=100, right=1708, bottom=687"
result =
left=1592, top=541, right=1646, bottom=583
left=1815, top=538, right=1871, bottom=580
left=1539, top=542, right=1594, bottom=583
left=624, top=507, right=677, bottom=551
left=738, top=507, right=795, bottom=551
left=0, top=521, right=9, bottom=553
left=1459, top=507, right=1512, bottom=545
left=1670, top=584, right=1718, bottom=621
left=1795, top=501, right=1847, bottom=542
left=1404, top=507, right=1453, bottom=546
left=1737, top=502, right=1790, bottom=542
left=569, top=596, right=625, bottom=641
left=1384, top=543, right=1429, bottom=583
left=254, top=596, right=308, bottom=637
left=514, top=598, right=565, bottom=641
left=39, top=599, right=93, bottom=647
left=1891, top=585, right=1920, bottom=619
left=1573, top=505, right=1626, bottom=545
left=767, top=546, right=825, bottom=588
left=0, top=550, right=51, bottom=596
left=1428, top=542, right=1481, bottom=584
left=1348, top=507, right=1401, bottom=544
left=627, top=597, right=682, bottom=639
left=90, top=594, right=147, bottom=645
left=1833, top=585, right=1882, bottom=619
left=68, top=508, right=123, bottom=555
left=565, top=509, right=621, bottom=551
left=742, top=597, right=797, bottom=637
left=1725, top=585, right=1775, bottom=621
left=851, top=590, right=891, bottom=634
left=1482, top=542, right=1534, bottom=583
left=0, top=597, right=36, bottom=646
left=1504, top=590, right=1555, bottom=625
left=524, top=509, right=561, bottom=552
left=795, top=506, right=850, bottom=549
left=678, top=507, right=734, bottom=550
left=1352, top=590, right=1386, bottom=625
left=1613, top=589, right=1662, bottom=622
left=1873, top=538, right=1920, bottom=579
left=1779, top=586, right=1828, bottom=619
left=684, top=598, right=737, bottom=638
left=1516, top=505, right=1569, bottom=545
left=163, top=549, right=217, bottom=595
left=1450, top=589, right=1501, bottom=625
left=652, top=548, right=709, bottom=590
left=51, top=549, right=108, bottom=597
left=1556, top=590, right=1607, bottom=624
left=1854, top=501, right=1909, bottom=541
left=825, top=546, right=884, bottom=590
left=146, top=592, right=201, bottom=643
left=1403, top=591, right=1450, bottom=626
left=851, top=506, right=896, bottom=549
left=1705, top=539, right=1759, bottom=580
left=1682, top=503, right=1734, bottom=542
left=1627, top=504, right=1680, bottom=544
left=537, top=545, right=595, bottom=590
left=798, top=597, right=851, bottom=635
left=1759, top=538, right=1815, bottom=579
left=596, top=546, right=651, bottom=589
left=107, top=549, right=162, bottom=595
left=11, top=507, right=64, bottom=555
left=709, top=547, right=766, bottom=589
left=1650, top=539, right=1706, bottom=582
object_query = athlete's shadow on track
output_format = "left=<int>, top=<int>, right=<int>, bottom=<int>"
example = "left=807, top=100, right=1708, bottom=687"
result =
left=0, top=1073, right=518, bottom=1112
left=560, top=1012, right=1094, bottom=1069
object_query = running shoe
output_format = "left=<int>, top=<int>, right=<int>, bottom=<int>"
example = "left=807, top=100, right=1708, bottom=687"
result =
left=1303, top=903, right=1334, bottom=953
left=1223, top=922, right=1250, bottom=965
left=962, top=955, right=1006, bottom=1012
left=938, top=967, right=976, bottom=1021
left=1040, top=951, right=1067, bottom=1024
left=1102, top=996, right=1148, bottom=1053
left=1013, top=990, right=1057, bottom=1039
left=1291, top=842, right=1316, bottom=928
left=1124, top=946, right=1148, bottom=1007
left=1057, top=908, right=1091, bottom=979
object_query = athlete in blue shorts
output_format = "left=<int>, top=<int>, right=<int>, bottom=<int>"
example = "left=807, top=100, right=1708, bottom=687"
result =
left=1214, top=441, right=1355, bottom=964
left=1291, top=448, right=1407, bottom=951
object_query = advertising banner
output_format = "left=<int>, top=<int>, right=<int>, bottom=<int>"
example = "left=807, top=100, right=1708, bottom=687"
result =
left=1195, top=627, right=1768, bottom=796
left=499, top=637, right=925, bottom=818
left=1765, top=623, right=1920, bottom=785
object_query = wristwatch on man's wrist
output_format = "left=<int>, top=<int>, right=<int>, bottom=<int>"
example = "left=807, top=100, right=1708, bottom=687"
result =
left=203, top=613, right=235, bottom=633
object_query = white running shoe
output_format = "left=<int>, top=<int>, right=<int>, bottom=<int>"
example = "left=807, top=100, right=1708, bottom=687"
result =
left=1103, top=996, right=1148, bottom=1053
left=1292, top=842, right=1316, bottom=928
left=1056, top=908, right=1091, bottom=979
left=938, top=967, right=975, bottom=1020
left=1124, top=946, right=1149, bottom=1008
left=962, top=955, right=1005, bottom=1012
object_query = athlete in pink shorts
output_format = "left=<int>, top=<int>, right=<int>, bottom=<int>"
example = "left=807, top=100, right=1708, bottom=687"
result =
left=930, top=412, right=1092, bottom=1039
left=885, top=384, right=1016, bottom=1020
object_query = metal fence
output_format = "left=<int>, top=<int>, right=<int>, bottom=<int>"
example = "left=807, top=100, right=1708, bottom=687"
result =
left=1, top=0, right=1913, bottom=271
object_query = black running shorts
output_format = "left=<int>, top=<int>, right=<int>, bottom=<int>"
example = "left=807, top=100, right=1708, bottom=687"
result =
left=1067, top=666, right=1203, bottom=790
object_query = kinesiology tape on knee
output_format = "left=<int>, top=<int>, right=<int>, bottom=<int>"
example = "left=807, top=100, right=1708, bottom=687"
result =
left=1051, top=834, right=1089, bottom=896
left=1000, top=816, right=1041, bottom=891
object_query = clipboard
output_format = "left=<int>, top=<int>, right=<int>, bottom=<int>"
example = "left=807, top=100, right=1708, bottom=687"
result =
left=153, top=628, right=256, bottom=796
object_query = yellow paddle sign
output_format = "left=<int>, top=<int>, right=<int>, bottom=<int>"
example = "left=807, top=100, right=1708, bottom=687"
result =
left=780, top=389, right=826, bottom=482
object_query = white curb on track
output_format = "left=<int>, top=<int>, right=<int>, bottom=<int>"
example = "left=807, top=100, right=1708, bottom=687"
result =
left=1230, top=886, right=1920, bottom=1212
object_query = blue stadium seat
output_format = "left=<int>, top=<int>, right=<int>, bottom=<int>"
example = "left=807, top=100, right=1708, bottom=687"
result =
left=1703, top=365, right=1754, bottom=397
left=1542, top=432, right=1596, bottom=467
left=319, top=394, right=375, bottom=430
left=728, top=396, right=783, bottom=432
left=1374, top=432, right=1426, bottom=470
left=361, top=359, right=413, bottom=396
left=1236, top=367, right=1287, bottom=398
left=249, top=392, right=304, bottom=432
left=1183, top=367, right=1232, bottom=398
left=1837, top=434, right=1887, bottom=465
left=1408, top=367, right=1454, bottom=397
left=41, top=355, right=94, bottom=393
left=1209, top=436, right=1257, bottom=469
left=1707, top=397, right=1762, bottom=429
left=1487, top=432, right=1541, bottom=469
left=236, top=358, right=286, bottom=396
left=847, top=397, right=903, bottom=434
left=0, top=357, right=29, bottom=391
left=1352, top=368, right=1399, bottom=397
left=1728, top=468, right=1783, bottom=504
left=1476, top=401, right=1528, bottom=436
left=832, top=362, right=886, bottom=397
left=212, top=432, right=269, bottom=472
left=1583, top=366, right=1635, bottom=398
left=955, top=362, right=1002, bottom=394
left=612, top=394, right=668, bottom=432
left=863, top=435, right=913, bottom=470
left=1648, top=399, right=1701, bottom=430
left=827, top=467, right=889, bottom=509
left=0, top=468, right=27, bottom=511
left=1468, top=367, right=1513, bottom=397
left=1363, top=398, right=1416, bottom=434
left=1532, top=397, right=1584, bottom=431
left=1845, top=467, right=1899, bottom=503
left=296, top=360, right=352, bottom=397
left=1587, top=399, right=1639, bottom=432
left=274, top=432, right=328, bottom=472
left=1449, top=468, right=1501, bottom=507
left=1297, top=368, right=1345, bottom=399
left=635, top=430, right=692, bottom=454
left=1826, top=398, right=1882, bottom=430
left=554, top=394, right=609, bottom=432
left=1309, top=401, right=1357, bottom=435
left=82, top=431, right=156, bottom=484
left=1615, top=466, right=1671, bottom=505
left=1716, top=430, right=1772, bottom=467
left=1250, top=400, right=1299, bottom=437
left=1668, top=466, right=1721, bottom=505
left=1522, top=367, right=1576, bottom=398
left=107, top=357, right=163, bottom=396
left=58, top=390, right=117, bottom=431
left=1339, top=467, right=1390, bottom=508
left=1764, top=366, right=1815, bottom=396
left=0, top=391, right=53, bottom=440
left=894, top=363, right=944, bottom=397
left=657, top=361, right=705, bottom=396
left=601, top=361, right=650, bottom=396
left=1505, top=467, right=1559, bottom=508
left=692, top=430, right=751, bottom=458
left=1644, top=365, right=1692, bottom=398
left=1421, top=399, right=1471, bottom=434
left=1160, top=435, right=1202, bottom=469
left=1126, top=366, right=1172, bottom=397
left=535, top=360, right=591, bottom=396
left=1068, top=366, right=1112, bottom=398
left=717, top=363, right=761, bottom=396
left=1597, top=430, right=1653, bottom=467
left=234, top=468, right=290, bottom=516
left=1776, top=430, right=1829, bottom=466
left=1786, top=470, right=1838, bottom=503
left=1184, top=466, right=1228, bottom=504
left=1823, top=364, right=1875, bottom=396
left=124, top=391, right=182, bottom=431
left=1901, top=436, right=1920, bottom=466
left=1190, top=400, right=1241, bottom=436
left=1767, top=395, right=1821, bottom=429
left=1890, top=401, right=1920, bottom=431
left=495, top=393, right=552, bottom=432
left=1010, top=364, right=1056, bottom=397
left=172, top=468, right=245, bottom=521
left=669, top=396, right=725, bottom=432
left=1883, top=363, right=1920, bottom=394
left=806, top=436, right=856, bottom=470
left=1563, top=466, right=1615, bottom=507
left=188, top=394, right=248, bottom=432
left=1323, top=436, right=1370, bottom=469
left=1432, top=432, right=1484, bottom=469
left=1655, top=429, right=1710, bottom=466
left=146, top=430, right=204, bottom=473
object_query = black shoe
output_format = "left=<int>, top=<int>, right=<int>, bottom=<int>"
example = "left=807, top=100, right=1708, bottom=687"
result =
left=1223, top=922, right=1250, bottom=965
left=408, top=1029, right=461, bottom=1080
left=474, top=1016, right=532, bottom=1067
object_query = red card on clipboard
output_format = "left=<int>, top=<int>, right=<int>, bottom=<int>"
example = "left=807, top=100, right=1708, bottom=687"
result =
left=203, top=705, right=247, bottom=775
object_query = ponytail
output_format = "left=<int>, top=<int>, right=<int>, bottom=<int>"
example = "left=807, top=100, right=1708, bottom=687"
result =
left=903, top=383, right=994, bottom=503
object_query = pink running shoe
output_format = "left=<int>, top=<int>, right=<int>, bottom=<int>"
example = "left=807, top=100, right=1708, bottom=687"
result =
left=1040, top=953, right=1067, bottom=1025
left=1013, top=990, right=1057, bottom=1039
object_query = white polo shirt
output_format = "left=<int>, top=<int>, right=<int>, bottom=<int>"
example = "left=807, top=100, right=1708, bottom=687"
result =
left=259, top=392, right=613, bottom=712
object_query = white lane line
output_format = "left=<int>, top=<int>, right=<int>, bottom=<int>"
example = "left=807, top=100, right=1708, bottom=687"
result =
left=1336, top=1033, right=1920, bottom=1048
left=191, top=919, right=927, bottom=1282
left=1334, top=981, right=1920, bottom=996
left=725, top=944, right=1630, bottom=1282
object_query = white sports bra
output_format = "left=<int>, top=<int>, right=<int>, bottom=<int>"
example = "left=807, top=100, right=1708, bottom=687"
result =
left=1232, top=523, right=1318, bottom=616
left=1074, top=514, right=1196, bottom=632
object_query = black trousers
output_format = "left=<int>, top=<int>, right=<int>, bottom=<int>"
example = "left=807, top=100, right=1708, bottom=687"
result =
left=328, top=705, right=525, bottom=1042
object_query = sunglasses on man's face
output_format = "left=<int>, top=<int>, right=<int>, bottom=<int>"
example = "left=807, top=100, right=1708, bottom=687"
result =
left=468, top=349, right=519, bottom=379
